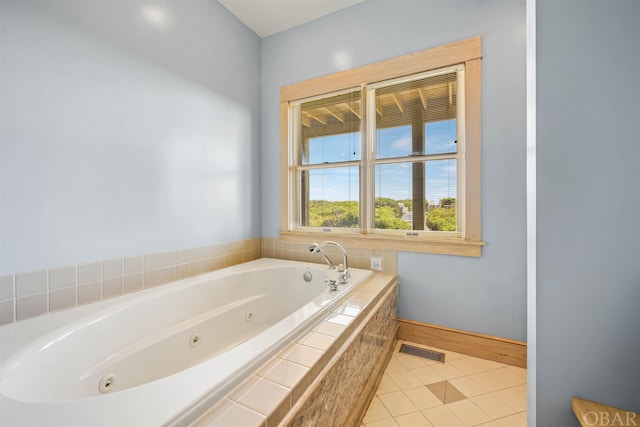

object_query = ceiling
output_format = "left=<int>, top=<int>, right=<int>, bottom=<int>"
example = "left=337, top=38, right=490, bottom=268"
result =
left=302, top=72, right=458, bottom=138
left=217, top=0, right=366, bottom=38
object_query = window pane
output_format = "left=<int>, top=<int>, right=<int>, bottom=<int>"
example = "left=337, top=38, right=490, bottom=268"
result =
left=374, top=163, right=413, bottom=230
left=425, top=159, right=457, bottom=205
left=299, top=167, right=359, bottom=228
left=425, top=119, right=457, bottom=155
left=376, top=121, right=457, bottom=159
left=300, top=91, right=361, bottom=165
left=375, top=72, right=458, bottom=159
left=374, top=159, right=457, bottom=231
left=376, top=126, right=412, bottom=159
left=306, top=132, right=361, bottom=164
left=425, top=159, right=457, bottom=232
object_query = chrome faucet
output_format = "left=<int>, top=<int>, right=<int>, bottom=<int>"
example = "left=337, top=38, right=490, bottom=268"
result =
left=309, top=241, right=350, bottom=284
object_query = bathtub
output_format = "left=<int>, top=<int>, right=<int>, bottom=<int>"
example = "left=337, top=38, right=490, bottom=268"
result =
left=0, top=258, right=372, bottom=427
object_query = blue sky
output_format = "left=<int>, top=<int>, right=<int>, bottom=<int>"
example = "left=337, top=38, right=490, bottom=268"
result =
left=306, top=120, right=457, bottom=203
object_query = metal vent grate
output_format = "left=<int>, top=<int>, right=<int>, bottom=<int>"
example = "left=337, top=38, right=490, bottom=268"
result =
left=399, top=344, right=445, bottom=363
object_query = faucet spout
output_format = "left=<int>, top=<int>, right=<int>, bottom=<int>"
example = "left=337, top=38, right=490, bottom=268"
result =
left=309, top=243, right=336, bottom=270
left=309, top=241, right=350, bottom=283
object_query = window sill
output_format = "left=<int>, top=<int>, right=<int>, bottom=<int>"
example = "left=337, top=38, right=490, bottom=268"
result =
left=280, top=231, right=485, bottom=257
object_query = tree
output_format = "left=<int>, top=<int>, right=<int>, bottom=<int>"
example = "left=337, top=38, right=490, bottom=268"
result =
left=375, top=206, right=411, bottom=230
left=309, top=198, right=419, bottom=230
left=425, top=207, right=456, bottom=231
left=440, top=197, right=456, bottom=207
left=397, top=199, right=413, bottom=210
left=309, top=200, right=359, bottom=228
left=375, top=197, right=397, bottom=208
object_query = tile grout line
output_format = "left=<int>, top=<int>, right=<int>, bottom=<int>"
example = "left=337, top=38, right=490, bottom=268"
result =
left=362, top=340, right=527, bottom=427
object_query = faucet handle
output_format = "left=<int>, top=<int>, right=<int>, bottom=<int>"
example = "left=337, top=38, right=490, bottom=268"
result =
left=325, top=279, right=338, bottom=291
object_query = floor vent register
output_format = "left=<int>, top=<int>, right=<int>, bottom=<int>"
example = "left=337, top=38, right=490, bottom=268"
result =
left=399, top=344, right=446, bottom=363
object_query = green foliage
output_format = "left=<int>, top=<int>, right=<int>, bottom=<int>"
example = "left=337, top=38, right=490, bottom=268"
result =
left=425, top=207, right=456, bottom=231
left=308, top=200, right=359, bottom=228
left=397, top=199, right=413, bottom=210
left=440, top=197, right=456, bottom=207
left=375, top=206, right=411, bottom=230
left=375, top=197, right=398, bottom=208
left=308, top=199, right=413, bottom=230
left=308, top=198, right=459, bottom=231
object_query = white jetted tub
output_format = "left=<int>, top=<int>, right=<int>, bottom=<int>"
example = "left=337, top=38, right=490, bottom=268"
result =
left=0, top=258, right=372, bottom=426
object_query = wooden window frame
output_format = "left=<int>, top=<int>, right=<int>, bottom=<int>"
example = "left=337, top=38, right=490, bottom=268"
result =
left=280, top=36, right=485, bottom=257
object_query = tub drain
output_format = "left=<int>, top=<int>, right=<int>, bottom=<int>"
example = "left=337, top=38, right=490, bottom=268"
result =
left=99, top=373, right=116, bottom=394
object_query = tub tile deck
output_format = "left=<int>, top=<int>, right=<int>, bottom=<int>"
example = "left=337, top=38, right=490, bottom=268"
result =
left=205, top=400, right=266, bottom=427
left=192, top=272, right=397, bottom=427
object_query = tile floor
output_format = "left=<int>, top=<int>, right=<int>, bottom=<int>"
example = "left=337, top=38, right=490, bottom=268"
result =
left=361, top=341, right=527, bottom=427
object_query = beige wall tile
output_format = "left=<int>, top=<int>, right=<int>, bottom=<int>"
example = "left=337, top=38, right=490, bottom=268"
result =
left=0, top=275, right=15, bottom=300
left=49, top=267, right=76, bottom=291
left=78, top=263, right=101, bottom=285
left=189, top=248, right=202, bottom=262
left=0, top=299, right=15, bottom=325
left=143, top=253, right=161, bottom=271
left=161, top=267, right=176, bottom=284
left=16, top=270, right=47, bottom=297
left=102, top=277, right=124, bottom=299
left=124, top=273, right=143, bottom=293
left=202, top=258, right=215, bottom=273
left=176, top=249, right=190, bottom=265
left=16, top=293, right=48, bottom=320
left=78, top=282, right=101, bottom=305
left=124, top=255, right=143, bottom=275
left=102, top=258, right=123, bottom=280
left=144, top=269, right=161, bottom=288
left=189, top=261, right=203, bottom=277
left=50, top=287, right=77, bottom=312
left=176, top=264, right=189, bottom=281
left=161, top=251, right=176, bottom=267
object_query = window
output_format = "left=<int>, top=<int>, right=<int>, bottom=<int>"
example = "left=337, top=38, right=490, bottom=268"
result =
left=280, top=37, right=484, bottom=256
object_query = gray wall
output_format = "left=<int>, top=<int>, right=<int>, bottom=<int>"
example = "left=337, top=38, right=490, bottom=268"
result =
left=537, top=0, right=640, bottom=424
left=261, top=0, right=527, bottom=341
left=0, top=0, right=262, bottom=275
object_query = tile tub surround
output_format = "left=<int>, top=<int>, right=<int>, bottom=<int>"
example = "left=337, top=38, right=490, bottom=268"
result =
left=261, top=237, right=398, bottom=274
left=0, top=237, right=395, bottom=325
left=193, top=273, right=398, bottom=427
left=0, top=238, right=262, bottom=325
